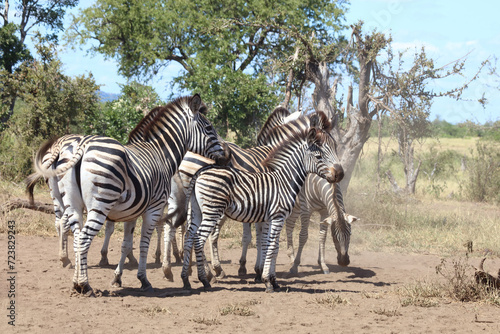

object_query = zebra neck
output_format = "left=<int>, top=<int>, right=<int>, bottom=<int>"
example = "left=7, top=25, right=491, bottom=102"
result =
left=276, top=155, right=308, bottom=197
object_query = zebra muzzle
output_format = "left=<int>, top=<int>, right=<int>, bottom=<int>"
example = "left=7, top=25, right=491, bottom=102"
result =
left=326, top=164, right=344, bottom=183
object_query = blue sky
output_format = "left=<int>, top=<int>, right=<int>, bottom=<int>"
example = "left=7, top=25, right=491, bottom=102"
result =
left=28, top=0, right=500, bottom=124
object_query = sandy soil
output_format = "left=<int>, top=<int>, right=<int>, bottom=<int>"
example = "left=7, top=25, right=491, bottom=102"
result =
left=1, top=234, right=499, bottom=333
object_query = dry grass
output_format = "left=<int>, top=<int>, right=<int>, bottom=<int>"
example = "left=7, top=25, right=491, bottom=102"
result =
left=219, top=300, right=260, bottom=316
left=140, top=305, right=172, bottom=317
left=398, top=280, right=443, bottom=307
left=311, top=291, right=349, bottom=308
left=190, top=316, right=221, bottom=326
left=397, top=256, right=500, bottom=307
left=371, top=308, right=402, bottom=317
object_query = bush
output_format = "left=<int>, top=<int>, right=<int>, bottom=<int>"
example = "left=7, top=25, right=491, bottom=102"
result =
left=463, top=141, right=500, bottom=203
left=85, top=82, right=163, bottom=144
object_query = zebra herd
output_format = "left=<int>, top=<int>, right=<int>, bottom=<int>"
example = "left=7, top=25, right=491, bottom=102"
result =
left=27, top=94, right=356, bottom=294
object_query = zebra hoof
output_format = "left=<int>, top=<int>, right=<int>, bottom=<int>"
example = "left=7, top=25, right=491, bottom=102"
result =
left=201, top=280, right=212, bottom=291
left=271, top=279, right=280, bottom=292
left=214, top=266, right=225, bottom=279
left=289, top=266, right=299, bottom=275
left=98, top=257, right=109, bottom=267
left=140, top=283, right=153, bottom=293
left=60, top=257, right=72, bottom=268
left=138, top=276, right=153, bottom=292
left=111, top=275, right=122, bottom=288
left=182, top=278, right=192, bottom=291
left=238, top=266, right=247, bottom=276
left=264, top=284, right=275, bottom=293
left=322, top=269, right=330, bottom=275
left=162, top=266, right=174, bottom=282
left=73, top=283, right=94, bottom=296
left=127, top=256, right=138, bottom=267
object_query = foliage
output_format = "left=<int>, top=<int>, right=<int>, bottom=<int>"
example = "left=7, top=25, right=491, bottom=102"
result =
left=86, top=82, right=164, bottom=144
left=0, top=0, right=80, bottom=128
left=0, top=38, right=100, bottom=180
left=0, top=22, right=32, bottom=73
left=70, top=0, right=348, bottom=145
left=420, top=145, right=461, bottom=198
left=463, top=141, right=500, bottom=203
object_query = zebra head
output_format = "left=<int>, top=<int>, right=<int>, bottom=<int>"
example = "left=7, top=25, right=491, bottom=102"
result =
left=187, top=94, right=229, bottom=165
left=331, top=211, right=358, bottom=267
left=305, top=113, right=344, bottom=183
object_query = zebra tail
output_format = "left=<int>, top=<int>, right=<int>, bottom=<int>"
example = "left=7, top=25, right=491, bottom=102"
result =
left=33, top=136, right=88, bottom=179
left=25, top=172, right=43, bottom=205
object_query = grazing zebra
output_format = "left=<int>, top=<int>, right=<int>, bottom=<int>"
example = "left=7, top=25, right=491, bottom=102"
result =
left=286, top=179, right=358, bottom=275
left=182, top=113, right=344, bottom=292
left=27, top=95, right=227, bottom=294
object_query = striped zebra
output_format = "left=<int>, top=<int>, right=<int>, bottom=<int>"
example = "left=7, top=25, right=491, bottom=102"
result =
left=204, top=112, right=356, bottom=281
left=101, top=106, right=293, bottom=276
left=27, top=95, right=227, bottom=294
left=27, top=135, right=140, bottom=269
left=182, top=113, right=344, bottom=292
left=286, top=179, right=358, bottom=275
left=160, top=107, right=301, bottom=281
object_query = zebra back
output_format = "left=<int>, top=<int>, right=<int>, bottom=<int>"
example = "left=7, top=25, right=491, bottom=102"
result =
left=256, top=106, right=291, bottom=146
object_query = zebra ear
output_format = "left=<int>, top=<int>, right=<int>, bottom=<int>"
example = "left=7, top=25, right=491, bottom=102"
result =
left=345, top=214, right=359, bottom=224
left=306, top=128, right=319, bottom=146
left=189, top=94, right=202, bottom=114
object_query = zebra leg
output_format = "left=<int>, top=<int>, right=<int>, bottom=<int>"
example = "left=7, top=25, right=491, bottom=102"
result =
left=209, top=216, right=227, bottom=279
left=136, top=209, right=163, bottom=292
left=290, top=208, right=311, bottom=274
left=154, top=221, right=163, bottom=264
left=48, top=176, right=72, bottom=268
left=181, top=196, right=202, bottom=290
left=99, top=221, right=114, bottom=266
left=112, top=220, right=137, bottom=287
left=318, top=219, right=330, bottom=274
left=58, top=218, right=72, bottom=268
left=173, top=224, right=184, bottom=264
left=285, top=206, right=300, bottom=270
left=162, top=220, right=175, bottom=281
left=254, top=222, right=263, bottom=283
left=193, top=223, right=215, bottom=291
left=74, top=209, right=108, bottom=295
left=238, top=223, right=252, bottom=276
left=261, top=219, right=284, bottom=293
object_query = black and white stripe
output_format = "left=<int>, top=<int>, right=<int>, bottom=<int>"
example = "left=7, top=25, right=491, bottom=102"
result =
left=28, top=95, right=226, bottom=293
left=182, top=113, right=343, bottom=292
left=286, top=177, right=358, bottom=275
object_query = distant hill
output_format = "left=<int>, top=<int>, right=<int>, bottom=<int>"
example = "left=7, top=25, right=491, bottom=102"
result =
left=98, top=91, right=120, bottom=102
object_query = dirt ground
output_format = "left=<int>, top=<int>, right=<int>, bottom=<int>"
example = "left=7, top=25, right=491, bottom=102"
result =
left=1, top=234, right=499, bottom=333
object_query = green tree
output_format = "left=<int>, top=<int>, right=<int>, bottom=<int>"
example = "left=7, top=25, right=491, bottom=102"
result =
left=0, top=0, right=80, bottom=126
left=87, top=82, right=164, bottom=144
left=0, top=37, right=100, bottom=180
left=69, top=0, right=347, bottom=146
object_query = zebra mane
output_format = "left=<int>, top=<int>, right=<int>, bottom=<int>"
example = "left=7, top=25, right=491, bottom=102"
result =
left=261, top=111, right=332, bottom=169
left=256, top=106, right=291, bottom=145
left=128, top=95, right=208, bottom=144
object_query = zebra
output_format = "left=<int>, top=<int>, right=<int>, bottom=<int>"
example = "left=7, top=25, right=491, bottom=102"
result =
left=27, top=135, right=140, bottom=269
left=285, top=179, right=358, bottom=275
left=99, top=107, right=293, bottom=276
left=27, top=95, right=227, bottom=294
left=160, top=107, right=299, bottom=281
left=205, top=112, right=356, bottom=281
left=182, top=112, right=344, bottom=292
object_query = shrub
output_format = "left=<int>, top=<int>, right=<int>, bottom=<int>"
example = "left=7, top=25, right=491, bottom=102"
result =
left=463, top=141, right=500, bottom=203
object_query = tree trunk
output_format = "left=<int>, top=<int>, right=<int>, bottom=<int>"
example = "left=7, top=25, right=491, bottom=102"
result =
left=1, top=199, right=54, bottom=215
